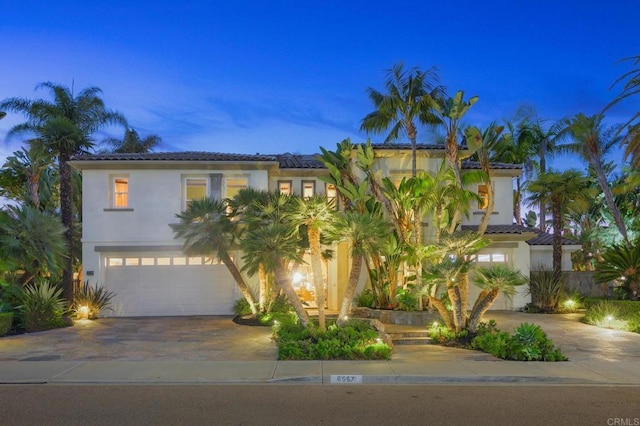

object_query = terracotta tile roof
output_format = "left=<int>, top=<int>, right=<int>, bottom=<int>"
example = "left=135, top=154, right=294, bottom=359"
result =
left=276, top=153, right=326, bottom=169
left=462, top=224, right=581, bottom=245
left=367, top=143, right=448, bottom=150
left=71, top=152, right=278, bottom=162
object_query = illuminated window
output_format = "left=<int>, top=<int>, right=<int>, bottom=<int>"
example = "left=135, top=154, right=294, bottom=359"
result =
left=478, top=184, right=489, bottom=209
left=112, top=177, right=129, bottom=208
left=185, top=178, right=208, bottom=209
left=326, top=183, right=337, bottom=209
left=225, top=177, right=248, bottom=199
left=108, top=258, right=124, bottom=267
left=141, top=258, right=155, bottom=266
left=278, top=180, right=293, bottom=195
left=302, top=181, right=315, bottom=198
left=156, top=257, right=171, bottom=266
left=125, top=258, right=139, bottom=266
left=188, top=257, right=203, bottom=265
left=475, top=253, right=508, bottom=263
left=173, top=257, right=186, bottom=265
left=204, top=257, right=219, bottom=265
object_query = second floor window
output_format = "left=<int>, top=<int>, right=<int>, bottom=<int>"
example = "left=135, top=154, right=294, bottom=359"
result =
left=278, top=180, right=293, bottom=195
left=225, top=177, right=248, bottom=199
left=326, top=183, right=337, bottom=209
left=302, top=180, right=315, bottom=199
left=113, top=177, right=129, bottom=208
left=185, top=178, right=208, bottom=209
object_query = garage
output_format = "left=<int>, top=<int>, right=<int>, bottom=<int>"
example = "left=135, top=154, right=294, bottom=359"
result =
left=103, top=253, right=237, bottom=316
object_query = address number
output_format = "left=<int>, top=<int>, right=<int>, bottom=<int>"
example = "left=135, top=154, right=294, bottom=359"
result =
left=330, top=375, right=363, bottom=384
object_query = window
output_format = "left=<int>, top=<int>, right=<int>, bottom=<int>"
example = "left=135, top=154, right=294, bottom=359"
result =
left=278, top=180, right=293, bottom=195
left=112, top=177, right=129, bottom=208
left=473, top=253, right=508, bottom=263
left=185, top=178, right=208, bottom=209
left=478, top=184, right=489, bottom=209
left=326, top=183, right=338, bottom=209
left=225, top=177, right=248, bottom=198
left=302, top=180, right=316, bottom=198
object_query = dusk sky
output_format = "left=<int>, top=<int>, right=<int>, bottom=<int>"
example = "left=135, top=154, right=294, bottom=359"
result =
left=1, top=0, right=639, bottom=169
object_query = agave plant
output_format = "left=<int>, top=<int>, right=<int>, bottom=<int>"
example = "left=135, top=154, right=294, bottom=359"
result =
left=72, top=281, right=116, bottom=319
left=528, top=267, right=565, bottom=312
left=18, top=280, right=67, bottom=332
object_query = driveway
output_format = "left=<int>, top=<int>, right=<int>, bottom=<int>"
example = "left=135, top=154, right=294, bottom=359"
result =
left=1, top=312, right=639, bottom=364
left=0, top=316, right=278, bottom=361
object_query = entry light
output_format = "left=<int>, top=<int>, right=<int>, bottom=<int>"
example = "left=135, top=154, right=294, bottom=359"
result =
left=77, top=305, right=90, bottom=320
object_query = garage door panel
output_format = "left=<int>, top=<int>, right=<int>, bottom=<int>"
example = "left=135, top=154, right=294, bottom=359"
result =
left=105, top=255, right=237, bottom=316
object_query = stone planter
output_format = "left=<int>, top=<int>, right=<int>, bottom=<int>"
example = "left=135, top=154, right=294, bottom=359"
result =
left=0, top=311, right=14, bottom=337
left=352, top=307, right=440, bottom=326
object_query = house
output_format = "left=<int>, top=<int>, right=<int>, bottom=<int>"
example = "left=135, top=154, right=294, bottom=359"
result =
left=70, top=144, right=579, bottom=317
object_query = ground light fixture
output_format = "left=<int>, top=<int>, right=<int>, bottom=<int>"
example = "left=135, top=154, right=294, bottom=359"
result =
left=77, top=305, right=90, bottom=320
left=606, top=315, right=614, bottom=328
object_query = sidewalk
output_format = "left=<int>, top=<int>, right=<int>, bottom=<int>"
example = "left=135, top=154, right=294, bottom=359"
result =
left=1, top=312, right=639, bottom=386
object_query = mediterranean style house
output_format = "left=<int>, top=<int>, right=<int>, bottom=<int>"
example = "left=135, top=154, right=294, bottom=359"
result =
left=70, top=143, right=580, bottom=317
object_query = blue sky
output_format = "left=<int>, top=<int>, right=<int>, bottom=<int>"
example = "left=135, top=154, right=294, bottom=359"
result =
left=1, top=0, right=639, bottom=169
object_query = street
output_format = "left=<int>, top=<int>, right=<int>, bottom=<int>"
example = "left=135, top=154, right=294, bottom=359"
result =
left=2, top=384, right=638, bottom=425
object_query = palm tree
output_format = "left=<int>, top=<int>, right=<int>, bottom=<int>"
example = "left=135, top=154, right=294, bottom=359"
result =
left=594, top=244, right=640, bottom=299
left=361, top=62, right=444, bottom=177
left=561, top=113, right=629, bottom=243
left=467, top=265, right=527, bottom=332
left=0, top=205, right=67, bottom=285
left=604, top=55, right=640, bottom=168
left=333, top=211, right=392, bottom=326
left=104, top=128, right=161, bottom=153
left=289, top=195, right=337, bottom=331
left=1, top=82, right=126, bottom=300
left=170, top=197, right=258, bottom=315
left=526, top=169, right=597, bottom=278
left=0, top=140, right=54, bottom=209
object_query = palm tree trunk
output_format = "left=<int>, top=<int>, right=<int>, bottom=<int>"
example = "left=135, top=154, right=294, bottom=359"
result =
left=219, top=251, right=258, bottom=315
left=592, top=158, right=629, bottom=243
left=427, top=295, right=454, bottom=330
left=466, top=289, right=499, bottom=332
left=258, top=263, right=267, bottom=312
left=337, top=252, right=363, bottom=326
left=274, top=262, right=311, bottom=328
left=308, top=228, right=326, bottom=331
left=551, top=199, right=563, bottom=280
left=514, top=178, right=522, bottom=226
left=448, top=286, right=464, bottom=332
left=59, top=155, right=74, bottom=303
left=477, top=180, right=494, bottom=235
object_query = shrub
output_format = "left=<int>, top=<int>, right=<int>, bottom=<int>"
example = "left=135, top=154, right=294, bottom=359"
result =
left=471, top=321, right=567, bottom=361
left=72, top=281, right=115, bottom=319
left=233, top=298, right=252, bottom=316
left=528, top=268, right=565, bottom=312
left=581, top=300, right=640, bottom=331
left=274, top=319, right=391, bottom=360
left=558, top=290, right=583, bottom=313
left=18, top=281, right=68, bottom=332
left=395, top=287, right=418, bottom=311
left=594, top=244, right=640, bottom=300
left=355, top=289, right=375, bottom=308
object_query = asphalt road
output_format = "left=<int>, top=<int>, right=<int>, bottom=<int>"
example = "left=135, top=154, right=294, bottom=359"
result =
left=2, top=384, right=639, bottom=426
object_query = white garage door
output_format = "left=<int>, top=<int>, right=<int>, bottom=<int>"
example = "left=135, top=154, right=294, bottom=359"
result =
left=104, top=253, right=237, bottom=316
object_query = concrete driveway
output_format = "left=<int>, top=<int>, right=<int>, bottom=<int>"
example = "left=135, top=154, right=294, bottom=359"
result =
left=0, top=316, right=278, bottom=361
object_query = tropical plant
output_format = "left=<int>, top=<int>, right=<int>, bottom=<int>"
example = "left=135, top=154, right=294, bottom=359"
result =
left=170, top=197, right=258, bottom=314
left=561, top=113, right=628, bottom=243
left=466, top=265, right=527, bottom=332
left=1, top=82, right=127, bottom=300
left=594, top=243, right=640, bottom=300
left=526, top=169, right=597, bottom=278
left=0, top=205, right=68, bottom=285
left=360, top=62, right=444, bottom=177
left=72, top=281, right=116, bottom=319
left=332, top=210, right=391, bottom=325
left=17, top=280, right=68, bottom=332
left=528, top=268, right=565, bottom=312
left=582, top=300, right=625, bottom=329
left=103, top=128, right=161, bottom=153
left=289, top=195, right=337, bottom=331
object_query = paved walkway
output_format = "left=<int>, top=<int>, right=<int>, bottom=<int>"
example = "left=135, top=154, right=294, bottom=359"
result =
left=1, top=312, right=639, bottom=385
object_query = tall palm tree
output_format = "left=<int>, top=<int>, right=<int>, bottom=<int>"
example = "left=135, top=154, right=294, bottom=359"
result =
left=361, top=62, right=445, bottom=177
left=170, top=197, right=258, bottom=315
left=334, top=211, right=392, bottom=326
left=526, top=169, right=597, bottom=278
left=104, top=128, right=161, bottom=153
left=289, top=195, right=337, bottom=331
left=604, top=55, right=640, bottom=168
left=1, top=82, right=126, bottom=300
left=561, top=113, right=628, bottom=243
